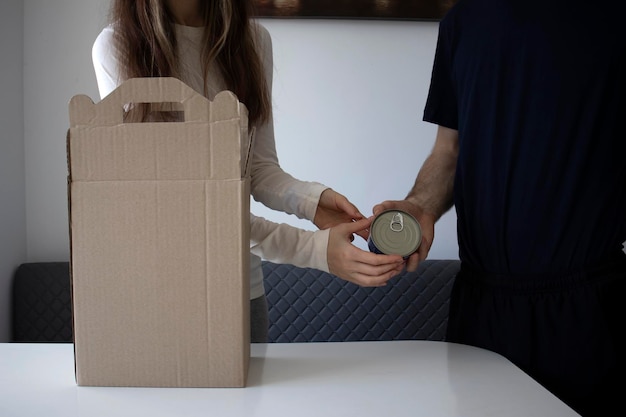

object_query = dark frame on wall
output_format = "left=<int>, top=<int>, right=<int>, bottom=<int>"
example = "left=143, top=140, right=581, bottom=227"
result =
left=252, top=0, right=454, bottom=21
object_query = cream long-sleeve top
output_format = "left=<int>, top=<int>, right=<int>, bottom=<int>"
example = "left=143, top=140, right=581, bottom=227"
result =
left=92, top=22, right=330, bottom=300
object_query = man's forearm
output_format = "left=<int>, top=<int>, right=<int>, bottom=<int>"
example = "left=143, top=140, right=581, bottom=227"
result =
left=406, top=126, right=458, bottom=220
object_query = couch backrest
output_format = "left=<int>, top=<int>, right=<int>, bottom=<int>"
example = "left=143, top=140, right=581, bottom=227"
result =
left=264, top=260, right=460, bottom=342
left=12, top=262, right=72, bottom=342
left=11, top=260, right=459, bottom=343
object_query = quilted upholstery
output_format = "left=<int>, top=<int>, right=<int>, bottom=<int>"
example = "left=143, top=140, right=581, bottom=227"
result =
left=12, top=262, right=73, bottom=342
left=265, top=260, right=459, bottom=342
left=11, top=259, right=459, bottom=343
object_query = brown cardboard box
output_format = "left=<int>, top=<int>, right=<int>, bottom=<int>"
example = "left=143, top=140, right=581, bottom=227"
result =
left=67, top=77, right=252, bottom=387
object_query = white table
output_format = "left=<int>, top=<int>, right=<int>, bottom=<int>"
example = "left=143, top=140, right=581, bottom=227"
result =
left=0, top=341, right=578, bottom=417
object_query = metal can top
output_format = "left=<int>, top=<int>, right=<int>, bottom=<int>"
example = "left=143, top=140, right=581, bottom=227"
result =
left=369, top=210, right=422, bottom=258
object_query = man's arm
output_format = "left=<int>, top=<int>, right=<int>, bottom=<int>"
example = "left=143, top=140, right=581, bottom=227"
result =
left=373, top=125, right=459, bottom=271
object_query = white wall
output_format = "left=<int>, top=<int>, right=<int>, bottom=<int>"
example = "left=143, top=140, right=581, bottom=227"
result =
left=0, top=0, right=26, bottom=342
left=22, top=2, right=458, bottom=267
left=24, top=0, right=108, bottom=262
left=251, top=19, right=458, bottom=258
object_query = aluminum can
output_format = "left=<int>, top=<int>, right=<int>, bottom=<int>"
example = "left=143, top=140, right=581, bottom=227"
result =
left=368, top=210, right=421, bottom=258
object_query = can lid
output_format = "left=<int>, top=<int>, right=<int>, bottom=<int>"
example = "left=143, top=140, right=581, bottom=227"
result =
left=370, top=210, right=421, bottom=257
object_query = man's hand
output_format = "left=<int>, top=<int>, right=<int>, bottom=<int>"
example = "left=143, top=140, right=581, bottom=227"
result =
left=372, top=200, right=435, bottom=272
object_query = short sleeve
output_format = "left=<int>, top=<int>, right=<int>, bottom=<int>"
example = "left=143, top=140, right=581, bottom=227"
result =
left=423, top=17, right=458, bottom=130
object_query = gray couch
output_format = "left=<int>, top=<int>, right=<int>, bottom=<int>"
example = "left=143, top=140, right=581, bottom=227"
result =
left=12, top=259, right=460, bottom=343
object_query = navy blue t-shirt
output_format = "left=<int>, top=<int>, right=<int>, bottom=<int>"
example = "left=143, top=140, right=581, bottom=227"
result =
left=424, top=0, right=626, bottom=274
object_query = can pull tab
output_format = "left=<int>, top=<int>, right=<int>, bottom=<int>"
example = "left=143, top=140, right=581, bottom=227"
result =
left=390, top=213, right=404, bottom=232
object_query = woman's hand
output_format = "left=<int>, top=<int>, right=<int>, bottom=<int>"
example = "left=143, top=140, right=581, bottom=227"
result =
left=314, top=189, right=369, bottom=240
left=326, top=218, right=405, bottom=287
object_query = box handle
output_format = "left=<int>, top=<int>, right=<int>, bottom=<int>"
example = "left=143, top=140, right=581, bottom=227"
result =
left=69, top=78, right=245, bottom=127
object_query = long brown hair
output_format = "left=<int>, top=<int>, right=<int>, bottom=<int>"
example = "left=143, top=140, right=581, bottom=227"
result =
left=110, top=0, right=270, bottom=125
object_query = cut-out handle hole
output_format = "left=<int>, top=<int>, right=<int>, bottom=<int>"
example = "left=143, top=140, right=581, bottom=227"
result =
left=123, top=102, right=185, bottom=123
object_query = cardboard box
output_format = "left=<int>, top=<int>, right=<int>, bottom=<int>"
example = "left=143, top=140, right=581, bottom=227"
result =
left=67, top=78, right=252, bottom=387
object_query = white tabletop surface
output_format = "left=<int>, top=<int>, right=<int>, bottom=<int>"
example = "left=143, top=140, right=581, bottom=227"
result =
left=0, top=341, right=578, bottom=417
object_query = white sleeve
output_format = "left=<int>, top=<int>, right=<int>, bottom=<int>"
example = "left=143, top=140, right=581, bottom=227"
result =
left=250, top=214, right=330, bottom=273
left=92, top=25, right=123, bottom=99
left=249, top=23, right=329, bottom=222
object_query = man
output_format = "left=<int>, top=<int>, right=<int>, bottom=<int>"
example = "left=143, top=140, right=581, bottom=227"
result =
left=374, top=1, right=625, bottom=415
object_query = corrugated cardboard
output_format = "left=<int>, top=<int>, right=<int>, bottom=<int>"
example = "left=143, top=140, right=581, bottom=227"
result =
left=67, top=77, right=252, bottom=387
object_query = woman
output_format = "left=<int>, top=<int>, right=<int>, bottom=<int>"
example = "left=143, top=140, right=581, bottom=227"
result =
left=92, top=0, right=405, bottom=341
